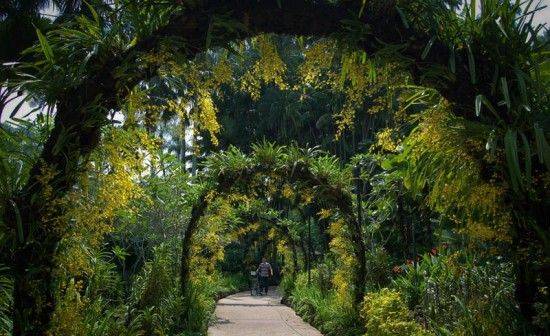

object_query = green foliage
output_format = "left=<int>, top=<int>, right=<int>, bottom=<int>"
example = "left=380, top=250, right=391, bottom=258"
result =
left=131, top=243, right=178, bottom=311
left=393, top=250, right=520, bottom=335
left=361, top=288, right=432, bottom=336
left=0, top=265, right=12, bottom=335
left=181, top=272, right=248, bottom=334
left=365, top=247, right=392, bottom=289
left=279, top=273, right=296, bottom=299
left=0, top=120, right=49, bottom=335
left=289, top=271, right=363, bottom=336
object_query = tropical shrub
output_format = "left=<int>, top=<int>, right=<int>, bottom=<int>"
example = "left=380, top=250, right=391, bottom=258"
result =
left=365, top=246, right=392, bottom=289
left=361, top=288, right=432, bottom=336
left=289, top=271, right=363, bottom=336
left=131, top=243, right=178, bottom=311
left=393, top=250, right=520, bottom=335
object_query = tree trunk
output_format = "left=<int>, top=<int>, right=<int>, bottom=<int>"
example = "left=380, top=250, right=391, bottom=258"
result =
left=307, top=217, right=312, bottom=285
left=291, top=241, right=299, bottom=277
left=10, top=205, right=57, bottom=336
left=6, top=81, right=111, bottom=334
left=180, top=192, right=208, bottom=296
left=349, top=214, right=367, bottom=305
left=299, top=236, right=309, bottom=284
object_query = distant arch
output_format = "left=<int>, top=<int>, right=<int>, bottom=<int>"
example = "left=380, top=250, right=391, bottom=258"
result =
left=178, top=149, right=367, bottom=305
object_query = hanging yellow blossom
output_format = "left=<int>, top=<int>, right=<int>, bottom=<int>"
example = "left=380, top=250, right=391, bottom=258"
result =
left=196, top=90, right=221, bottom=146
left=376, top=128, right=399, bottom=152
left=317, top=208, right=332, bottom=219
left=241, top=35, right=288, bottom=100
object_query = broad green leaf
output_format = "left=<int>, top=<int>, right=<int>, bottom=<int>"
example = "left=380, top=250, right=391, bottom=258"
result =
left=36, top=29, right=54, bottom=63
left=466, top=43, right=476, bottom=84
left=534, top=123, right=550, bottom=171
left=500, top=77, right=510, bottom=109
left=359, top=0, right=367, bottom=17
left=495, top=17, right=508, bottom=38
left=504, top=129, right=521, bottom=192
left=368, top=60, right=377, bottom=82
left=9, top=97, right=29, bottom=119
left=449, top=45, right=456, bottom=73
left=421, top=37, right=436, bottom=60
left=381, top=159, right=393, bottom=170
left=83, top=0, right=100, bottom=24
left=519, top=131, right=532, bottom=184
left=395, top=7, right=409, bottom=29
left=514, top=68, right=528, bottom=103
left=475, top=94, right=501, bottom=120
left=475, top=94, right=482, bottom=117
left=9, top=200, right=24, bottom=243
left=339, top=57, right=349, bottom=88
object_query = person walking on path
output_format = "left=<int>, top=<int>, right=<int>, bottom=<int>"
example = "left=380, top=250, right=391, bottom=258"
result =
left=256, top=258, right=273, bottom=295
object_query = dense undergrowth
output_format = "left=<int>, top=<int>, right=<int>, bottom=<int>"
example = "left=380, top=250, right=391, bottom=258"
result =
left=283, top=247, right=522, bottom=336
left=48, top=239, right=247, bottom=336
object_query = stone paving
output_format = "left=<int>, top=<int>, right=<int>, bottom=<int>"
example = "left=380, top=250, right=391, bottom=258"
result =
left=208, top=288, right=323, bottom=336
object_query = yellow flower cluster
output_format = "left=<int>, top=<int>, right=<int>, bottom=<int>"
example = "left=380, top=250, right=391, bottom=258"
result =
left=49, top=279, right=87, bottom=336
left=327, top=218, right=356, bottom=302
left=376, top=128, right=399, bottom=152
left=196, top=90, right=221, bottom=146
left=211, top=58, right=233, bottom=86
left=361, top=288, right=433, bottom=336
left=300, top=189, right=314, bottom=205
left=406, top=104, right=512, bottom=243
left=55, top=127, right=150, bottom=279
left=241, top=35, right=288, bottom=100
left=299, top=40, right=335, bottom=86
left=282, top=183, right=294, bottom=199
left=317, top=208, right=332, bottom=219
left=232, top=222, right=261, bottom=239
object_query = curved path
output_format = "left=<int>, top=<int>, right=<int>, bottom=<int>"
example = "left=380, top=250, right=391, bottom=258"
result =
left=208, top=287, right=323, bottom=336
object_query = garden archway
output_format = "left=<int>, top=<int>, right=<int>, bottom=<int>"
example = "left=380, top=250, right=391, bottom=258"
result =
left=178, top=145, right=367, bottom=305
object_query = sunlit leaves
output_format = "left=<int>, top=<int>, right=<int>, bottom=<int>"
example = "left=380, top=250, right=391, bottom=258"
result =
left=35, top=29, right=54, bottom=63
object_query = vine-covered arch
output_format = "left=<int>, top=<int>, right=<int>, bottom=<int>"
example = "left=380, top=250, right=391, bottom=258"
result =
left=179, top=145, right=367, bottom=304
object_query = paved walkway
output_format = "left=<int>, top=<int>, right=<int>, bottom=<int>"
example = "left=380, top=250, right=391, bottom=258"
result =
left=208, top=288, right=323, bottom=336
